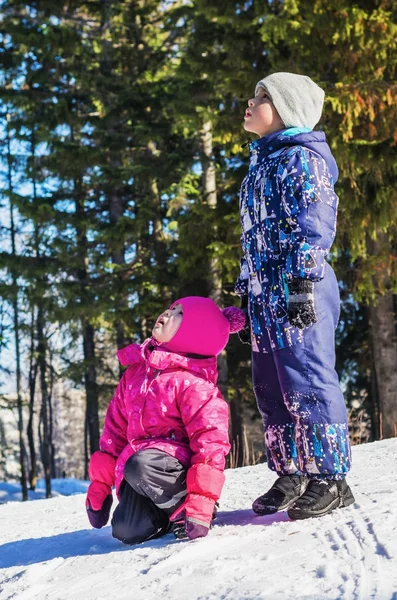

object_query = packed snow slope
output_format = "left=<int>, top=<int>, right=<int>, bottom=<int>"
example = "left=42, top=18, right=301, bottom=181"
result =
left=1, top=438, right=397, bottom=600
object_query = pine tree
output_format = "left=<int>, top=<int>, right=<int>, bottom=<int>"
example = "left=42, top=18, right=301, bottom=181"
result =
left=161, top=0, right=268, bottom=465
left=1, top=112, right=28, bottom=499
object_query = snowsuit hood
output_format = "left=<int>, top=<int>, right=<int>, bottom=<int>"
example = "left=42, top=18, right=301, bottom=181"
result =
left=250, top=128, right=338, bottom=182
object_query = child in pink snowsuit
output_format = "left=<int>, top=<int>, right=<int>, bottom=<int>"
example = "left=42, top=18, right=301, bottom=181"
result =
left=86, top=297, right=245, bottom=544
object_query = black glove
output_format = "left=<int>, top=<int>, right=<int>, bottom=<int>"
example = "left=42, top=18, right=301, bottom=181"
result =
left=238, top=295, right=251, bottom=345
left=287, top=278, right=317, bottom=329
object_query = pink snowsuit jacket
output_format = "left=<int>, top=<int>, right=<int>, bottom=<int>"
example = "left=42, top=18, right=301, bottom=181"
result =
left=100, top=339, right=231, bottom=496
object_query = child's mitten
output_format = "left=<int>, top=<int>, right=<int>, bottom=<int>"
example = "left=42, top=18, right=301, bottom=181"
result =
left=86, top=451, right=116, bottom=529
left=287, top=278, right=317, bottom=329
left=86, top=487, right=113, bottom=529
left=170, top=493, right=216, bottom=540
left=170, top=463, right=225, bottom=540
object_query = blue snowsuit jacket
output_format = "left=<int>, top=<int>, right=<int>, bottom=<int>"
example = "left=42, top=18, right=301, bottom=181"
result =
left=235, top=128, right=340, bottom=353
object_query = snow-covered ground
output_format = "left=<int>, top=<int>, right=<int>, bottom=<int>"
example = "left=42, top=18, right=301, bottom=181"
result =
left=0, top=439, right=396, bottom=600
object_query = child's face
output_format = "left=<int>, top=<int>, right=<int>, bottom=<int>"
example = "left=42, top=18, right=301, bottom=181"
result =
left=152, top=303, right=183, bottom=343
left=244, top=88, right=284, bottom=137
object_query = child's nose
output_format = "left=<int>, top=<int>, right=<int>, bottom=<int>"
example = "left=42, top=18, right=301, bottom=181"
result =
left=248, top=98, right=255, bottom=107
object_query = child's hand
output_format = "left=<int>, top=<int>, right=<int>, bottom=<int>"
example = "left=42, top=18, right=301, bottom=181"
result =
left=170, top=494, right=215, bottom=540
left=86, top=483, right=113, bottom=529
left=86, top=451, right=116, bottom=529
left=170, top=463, right=224, bottom=540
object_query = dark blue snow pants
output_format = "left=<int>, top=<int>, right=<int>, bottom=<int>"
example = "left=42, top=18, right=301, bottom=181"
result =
left=252, top=264, right=351, bottom=479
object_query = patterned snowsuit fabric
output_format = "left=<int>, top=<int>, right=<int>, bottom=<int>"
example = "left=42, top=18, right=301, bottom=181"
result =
left=236, top=128, right=351, bottom=478
left=99, top=339, right=230, bottom=531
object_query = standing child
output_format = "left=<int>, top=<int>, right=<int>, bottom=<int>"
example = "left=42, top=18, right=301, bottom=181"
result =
left=236, top=72, right=355, bottom=519
left=86, top=297, right=245, bottom=543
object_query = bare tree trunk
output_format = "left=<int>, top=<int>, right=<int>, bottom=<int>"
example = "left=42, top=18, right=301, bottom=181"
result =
left=137, top=142, right=167, bottom=306
left=200, top=120, right=222, bottom=304
left=145, top=142, right=167, bottom=302
left=48, top=347, right=56, bottom=477
left=100, top=5, right=128, bottom=353
left=12, top=258, right=28, bottom=501
left=151, top=179, right=168, bottom=304
left=370, top=350, right=380, bottom=440
left=368, top=232, right=397, bottom=439
left=73, top=172, right=100, bottom=469
left=83, top=320, right=100, bottom=456
left=369, top=292, right=397, bottom=438
left=27, top=308, right=38, bottom=490
left=30, top=130, right=52, bottom=497
left=109, top=185, right=127, bottom=351
left=84, top=394, right=89, bottom=480
left=6, top=114, right=28, bottom=500
left=229, top=390, right=245, bottom=467
left=200, top=119, right=244, bottom=463
left=37, top=303, right=52, bottom=498
left=132, top=143, right=166, bottom=339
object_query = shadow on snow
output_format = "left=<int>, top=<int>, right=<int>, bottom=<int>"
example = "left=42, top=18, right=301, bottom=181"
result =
left=0, top=509, right=290, bottom=568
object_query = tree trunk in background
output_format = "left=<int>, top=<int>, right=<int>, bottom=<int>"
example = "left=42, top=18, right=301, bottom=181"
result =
left=27, top=308, right=38, bottom=490
left=200, top=119, right=244, bottom=465
left=109, top=184, right=127, bottom=351
left=48, top=347, right=56, bottom=477
left=229, top=391, right=245, bottom=467
left=12, top=281, right=28, bottom=499
left=100, top=3, right=127, bottom=353
left=74, top=175, right=100, bottom=470
left=6, top=116, right=28, bottom=500
left=133, top=143, right=166, bottom=339
left=200, top=120, right=222, bottom=304
left=83, top=320, right=100, bottom=455
left=370, top=350, right=380, bottom=441
left=368, top=232, right=397, bottom=439
left=37, top=303, right=52, bottom=498
left=146, top=142, right=167, bottom=305
left=31, top=130, right=53, bottom=496
left=369, top=292, right=397, bottom=438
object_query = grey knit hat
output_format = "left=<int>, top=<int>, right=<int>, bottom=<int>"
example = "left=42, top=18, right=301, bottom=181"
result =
left=255, top=72, right=325, bottom=130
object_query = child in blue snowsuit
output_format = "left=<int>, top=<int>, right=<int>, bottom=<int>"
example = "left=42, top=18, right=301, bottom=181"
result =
left=236, top=72, right=355, bottom=519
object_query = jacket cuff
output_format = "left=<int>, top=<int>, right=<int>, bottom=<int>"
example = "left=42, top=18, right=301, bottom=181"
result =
left=186, top=463, right=225, bottom=501
left=290, top=242, right=326, bottom=280
left=86, top=481, right=112, bottom=512
left=288, top=278, right=314, bottom=295
left=169, top=493, right=215, bottom=527
left=88, top=451, right=116, bottom=487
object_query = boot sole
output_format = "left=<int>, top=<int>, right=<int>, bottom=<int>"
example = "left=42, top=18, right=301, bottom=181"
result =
left=253, top=495, right=301, bottom=516
left=288, top=490, right=355, bottom=520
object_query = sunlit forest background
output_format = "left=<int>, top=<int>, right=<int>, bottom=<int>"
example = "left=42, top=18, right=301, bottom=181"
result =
left=0, top=0, right=396, bottom=500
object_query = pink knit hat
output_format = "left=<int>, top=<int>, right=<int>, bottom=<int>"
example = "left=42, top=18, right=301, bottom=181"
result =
left=162, top=296, right=246, bottom=357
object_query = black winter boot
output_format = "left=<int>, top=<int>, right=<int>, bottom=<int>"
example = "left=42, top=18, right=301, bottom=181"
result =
left=252, top=475, right=308, bottom=515
left=287, top=478, right=355, bottom=520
